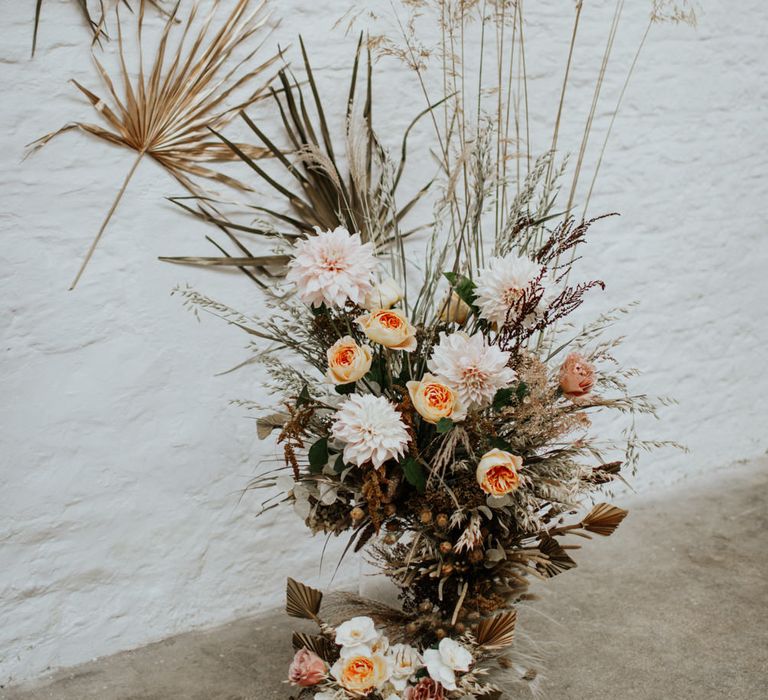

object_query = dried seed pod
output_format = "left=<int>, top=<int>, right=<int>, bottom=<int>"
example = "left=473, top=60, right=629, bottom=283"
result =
left=383, top=533, right=397, bottom=545
left=439, top=541, right=453, bottom=554
left=419, top=510, right=433, bottom=525
left=435, top=628, right=447, bottom=640
left=384, top=503, right=397, bottom=517
left=351, top=506, right=365, bottom=522
left=419, top=601, right=432, bottom=613
left=454, top=622, right=466, bottom=634
left=406, top=622, right=419, bottom=635
left=441, top=563, right=454, bottom=576
left=435, top=513, right=449, bottom=529
left=468, top=548, right=484, bottom=563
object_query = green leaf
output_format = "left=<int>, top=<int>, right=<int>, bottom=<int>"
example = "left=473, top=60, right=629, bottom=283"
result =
left=442, top=271, right=477, bottom=311
left=436, top=417, right=454, bottom=434
left=297, top=385, right=311, bottom=407
left=333, top=454, right=346, bottom=474
left=488, top=436, right=513, bottom=452
left=366, top=354, right=386, bottom=387
left=335, top=382, right=357, bottom=395
left=492, top=388, right=515, bottom=411
left=401, top=457, right=426, bottom=493
left=308, top=438, right=328, bottom=473
left=516, top=381, right=529, bottom=401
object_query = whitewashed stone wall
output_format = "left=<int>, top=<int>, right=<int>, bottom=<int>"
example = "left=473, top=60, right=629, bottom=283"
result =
left=1, top=0, right=766, bottom=684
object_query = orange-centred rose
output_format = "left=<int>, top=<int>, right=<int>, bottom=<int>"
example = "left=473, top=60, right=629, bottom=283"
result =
left=559, top=352, right=596, bottom=400
left=331, top=653, right=391, bottom=694
left=356, top=309, right=417, bottom=351
left=406, top=374, right=466, bottom=424
left=476, top=448, right=522, bottom=496
left=326, top=336, right=373, bottom=385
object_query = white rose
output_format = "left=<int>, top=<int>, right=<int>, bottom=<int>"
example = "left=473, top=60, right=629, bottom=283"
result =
left=364, top=275, right=403, bottom=310
left=423, top=638, right=472, bottom=691
left=335, top=616, right=380, bottom=652
left=406, top=373, right=466, bottom=424
left=388, top=643, right=422, bottom=691
left=326, top=336, right=373, bottom=385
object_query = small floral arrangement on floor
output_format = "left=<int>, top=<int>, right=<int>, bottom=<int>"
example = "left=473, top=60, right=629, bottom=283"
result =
left=284, top=583, right=519, bottom=700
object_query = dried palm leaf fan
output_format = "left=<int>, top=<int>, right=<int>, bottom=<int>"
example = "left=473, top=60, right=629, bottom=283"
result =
left=31, top=0, right=173, bottom=57
left=161, top=34, right=442, bottom=278
left=29, top=0, right=281, bottom=289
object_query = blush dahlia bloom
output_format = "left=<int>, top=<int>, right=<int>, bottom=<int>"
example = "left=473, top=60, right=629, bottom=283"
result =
left=287, top=226, right=376, bottom=308
left=331, top=394, right=410, bottom=469
left=427, top=331, right=516, bottom=410
left=474, top=252, right=544, bottom=326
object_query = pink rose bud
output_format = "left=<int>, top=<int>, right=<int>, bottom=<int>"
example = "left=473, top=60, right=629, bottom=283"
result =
left=288, top=647, right=326, bottom=687
left=559, top=353, right=596, bottom=400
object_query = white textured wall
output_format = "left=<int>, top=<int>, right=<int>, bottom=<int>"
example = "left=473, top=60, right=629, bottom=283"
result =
left=1, top=0, right=767, bottom=685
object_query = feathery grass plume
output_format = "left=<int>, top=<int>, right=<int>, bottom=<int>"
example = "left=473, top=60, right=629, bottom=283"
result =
left=29, top=0, right=280, bottom=289
left=31, top=0, right=174, bottom=58
left=162, top=33, right=441, bottom=279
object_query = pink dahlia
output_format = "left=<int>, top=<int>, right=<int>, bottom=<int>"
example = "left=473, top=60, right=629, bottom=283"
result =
left=287, top=226, right=376, bottom=308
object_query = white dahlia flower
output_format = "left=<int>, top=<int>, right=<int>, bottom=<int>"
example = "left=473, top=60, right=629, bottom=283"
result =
left=475, top=252, right=544, bottom=326
left=287, top=226, right=376, bottom=308
left=427, top=331, right=516, bottom=410
left=331, top=394, right=410, bottom=469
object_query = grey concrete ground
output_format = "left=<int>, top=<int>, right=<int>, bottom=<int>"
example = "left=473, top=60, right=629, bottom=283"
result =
left=4, top=457, right=767, bottom=700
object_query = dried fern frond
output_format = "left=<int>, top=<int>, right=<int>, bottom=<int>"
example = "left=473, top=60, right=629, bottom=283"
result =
left=291, top=632, right=336, bottom=662
left=29, top=0, right=280, bottom=289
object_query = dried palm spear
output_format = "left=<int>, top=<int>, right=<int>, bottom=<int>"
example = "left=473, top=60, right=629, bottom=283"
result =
left=30, top=0, right=280, bottom=289
left=162, top=34, right=443, bottom=278
left=32, top=0, right=173, bottom=58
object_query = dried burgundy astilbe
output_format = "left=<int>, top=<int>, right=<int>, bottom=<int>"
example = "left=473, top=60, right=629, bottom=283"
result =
left=534, top=214, right=617, bottom=272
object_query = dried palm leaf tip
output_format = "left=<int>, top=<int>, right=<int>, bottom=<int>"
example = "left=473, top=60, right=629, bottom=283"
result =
left=29, top=0, right=281, bottom=289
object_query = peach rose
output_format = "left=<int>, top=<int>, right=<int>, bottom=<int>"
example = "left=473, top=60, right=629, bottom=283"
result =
left=326, top=336, right=373, bottom=385
left=406, top=374, right=466, bottom=424
left=356, top=309, right=417, bottom=352
left=476, top=448, right=522, bottom=496
left=439, top=291, right=471, bottom=324
left=288, top=648, right=326, bottom=687
left=331, top=652, right=392, bottom=694
left=559, top=352, right=595, bottom=400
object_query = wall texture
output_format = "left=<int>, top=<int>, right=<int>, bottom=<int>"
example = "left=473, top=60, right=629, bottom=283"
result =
left=1, top=0, right=766, bottom=685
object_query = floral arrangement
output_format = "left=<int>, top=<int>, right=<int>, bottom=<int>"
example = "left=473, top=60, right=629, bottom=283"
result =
left=167, top=1, right=694, bottom=697
left=285, top=604, right=513, bottom=700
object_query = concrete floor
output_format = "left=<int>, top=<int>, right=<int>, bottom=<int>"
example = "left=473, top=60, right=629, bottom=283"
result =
left=3, top=456, right=767, bottom=700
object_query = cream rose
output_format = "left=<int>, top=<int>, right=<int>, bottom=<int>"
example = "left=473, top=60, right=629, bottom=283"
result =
left=439, top=291, right=471, bottom=324
left=476, top=448, right=522, bottom=496
left=406, top=374, right=466, bottom=424
left=356, top=309, right=417, bottom=352
left=559, top=352, right=596, bottom=400
left=326, top=336, right=373, bottom=385
left=363, top=275, right=403, bottom=310
left=331, top=652, right=392, bottom=694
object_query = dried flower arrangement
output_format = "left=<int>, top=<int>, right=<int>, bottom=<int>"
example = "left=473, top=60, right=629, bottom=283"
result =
left=166, top=1, right=695, bottom=697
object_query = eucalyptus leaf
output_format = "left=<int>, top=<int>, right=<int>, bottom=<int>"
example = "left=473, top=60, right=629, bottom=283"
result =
left=401, top=457, right=426, bottom=493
